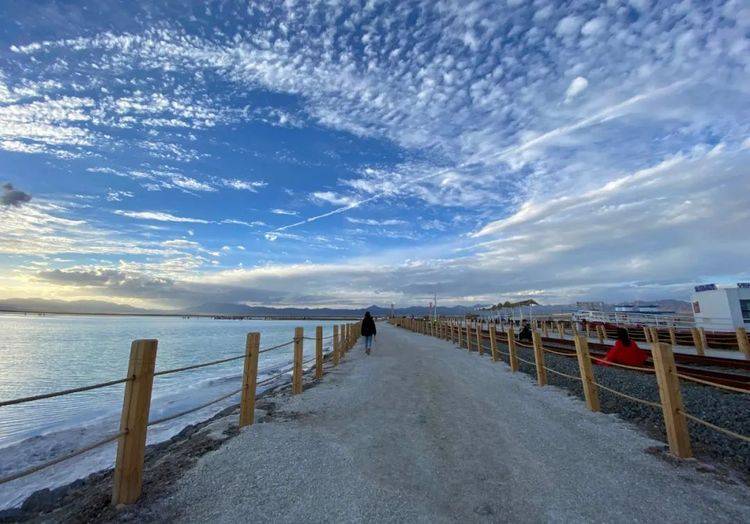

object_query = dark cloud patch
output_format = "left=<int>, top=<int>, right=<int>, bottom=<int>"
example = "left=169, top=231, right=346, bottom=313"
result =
left=1, top=183, right=32, bottom=207
left=34, top=268, right=292, bottom=306
left=37, top=268, right=174, bottom=292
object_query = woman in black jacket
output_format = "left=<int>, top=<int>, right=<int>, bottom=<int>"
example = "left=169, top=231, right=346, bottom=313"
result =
left=361, top=311, right=377, bottom=355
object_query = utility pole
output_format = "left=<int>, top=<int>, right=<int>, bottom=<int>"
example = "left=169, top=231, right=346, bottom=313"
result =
left=433, top=291, right=438, bottom=321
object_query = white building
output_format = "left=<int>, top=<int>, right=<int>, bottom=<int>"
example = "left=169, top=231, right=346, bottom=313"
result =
left=691, top=284, right=750, bottom=331
left=614, top=304, right=661, bottom=313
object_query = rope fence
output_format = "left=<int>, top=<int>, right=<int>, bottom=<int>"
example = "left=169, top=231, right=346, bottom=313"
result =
left=0, top=377, right=132, bottom=408
left=154, top=354, right=246, bottom=377
left=0, top=321, right=362, bottom=506
left=0, top=431, right=126, bottom=486
left=391, top=316, right=750, bottom=460
left=592, top=381, right=661, bottom=409
left=543, top=365, right=582, bottom=382
left=675, top=373, right=749, bottom=395
left=148, top=388, right=243, bottom=428
left=683, top=412, right=750, bottom=443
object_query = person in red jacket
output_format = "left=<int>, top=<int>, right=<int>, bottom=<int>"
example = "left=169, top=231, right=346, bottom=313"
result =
left=603, top=328, right=648, bottom=367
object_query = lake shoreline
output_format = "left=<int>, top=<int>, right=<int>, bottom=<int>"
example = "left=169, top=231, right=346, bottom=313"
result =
left=0, top=362, right=328, bottom=523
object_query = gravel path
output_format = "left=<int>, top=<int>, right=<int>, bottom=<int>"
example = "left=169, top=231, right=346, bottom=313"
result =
left=146, top=323, right=750, bottom=523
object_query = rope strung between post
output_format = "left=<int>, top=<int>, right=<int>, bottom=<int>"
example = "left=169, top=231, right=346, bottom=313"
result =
left=543, top=365, right=582, bottom=381
left=683, top=412, right=750, bottom=443
left=589, top=355, right=655, bottom=374
left=148, top=388, right=243, bottom=427
left=154, top=354, right=245, bottom=377
left=303, top=335, right=336, bottom=341
left=257, top=365, right=294, bottom=387
left=592, top=381, right=661, bottom=409
left=259, top=339, right=296, bottom=353
left=152, top=338, right=296, bottom=377
left=542, top=347, right=577, bottom=358
left=0, top=377, right=132, bottom=408
left=0, top=430, right=126, bottom=485
left=514, top=354, right=538, bottom=368
left=674, top=373, right=749, bottom=395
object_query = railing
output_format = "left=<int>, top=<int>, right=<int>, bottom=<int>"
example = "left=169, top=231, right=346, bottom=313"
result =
left=390, top=316, right=750, bottom=458
left=575, top=309, right=742, bottom=332
left=0, top=321, right=361, bottom=505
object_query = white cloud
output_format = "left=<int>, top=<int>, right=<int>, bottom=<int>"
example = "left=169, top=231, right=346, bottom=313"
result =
left=220, top=219, right=265, bottom=227
left=565, top=77, right=589, bottom=101
left=311, top=191, right=357, bottom=207
left=169, top=175, right=215, bottom=192
left=581, top=17, right=607, bottom=37
left=220, top=178, right=267, bottom=191
left=105, top=189, right=134, bottom=202
left=114, top=210, right=211, bottom=223
left=556, top=16, right=583, bottom=38
left=346, top=217, right=406, bottom=226
left=271, top=208, right=298, bottom=216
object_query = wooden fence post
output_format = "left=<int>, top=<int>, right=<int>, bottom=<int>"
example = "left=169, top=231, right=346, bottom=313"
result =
left=737, top=327, right=750, bottom=359
left=690, top=327, right=704, bottom=356
left=315, top=326, right=323, bottom=379
left=507, top=325, right=519, bottom=372
left=466, top=322, right=472, bottom=351
left=651, top=341, right=692, bottom=458
left=332, top=325, right=340, bottom=366
left=643, top=326, right=652, bottom=343
left=457, top=321, right=463, bottom=347
left=542, top=321, right=549, bottom=338
left=489, top=325, right=498, bottom=362
left=669, top=327, right=677, bottom=347
left=475, top=323, right=483, bottom=355
left=239, top=333, right=260, bottom=427
left=112, top=339, right=158, bottom=506
left=292, top=327, right=303, bottom=394
left=573, top=335, right=600, bottom=412
left=532, top=331, right=547, bottom=386
left=585, top=324, right=591, bottom=339
left=699, top=327, right=707, bottom=354
left=556, top=321, right=564, bottom=339
left=597, top=325, right=605, bottom=343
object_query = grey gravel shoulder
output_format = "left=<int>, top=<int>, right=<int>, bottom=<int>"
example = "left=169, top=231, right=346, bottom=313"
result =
left=139, top=323, right=750, bottom=523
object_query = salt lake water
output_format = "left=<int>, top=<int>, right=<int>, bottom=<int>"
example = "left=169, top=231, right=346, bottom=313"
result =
left=0, top=314, right=341, bottom=509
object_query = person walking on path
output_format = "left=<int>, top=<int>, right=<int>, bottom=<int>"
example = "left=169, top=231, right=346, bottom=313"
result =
left=361, top=311, right=377, bottom=355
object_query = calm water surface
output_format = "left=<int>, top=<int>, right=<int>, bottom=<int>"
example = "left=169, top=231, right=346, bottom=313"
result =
left=0, top=314, right=339, bottom=446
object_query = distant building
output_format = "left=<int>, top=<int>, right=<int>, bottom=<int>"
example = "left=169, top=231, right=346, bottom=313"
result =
left=691, top=284, right=750, bottom=330
left=614, top=304, right=662, bottom=314
left=576, top=301, right=604, bottom=311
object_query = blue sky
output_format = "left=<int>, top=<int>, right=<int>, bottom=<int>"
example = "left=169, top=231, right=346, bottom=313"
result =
left=0, top=0, right=748, bottom=309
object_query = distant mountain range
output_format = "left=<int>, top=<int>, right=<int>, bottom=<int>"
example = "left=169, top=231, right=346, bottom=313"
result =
left=0, top=297, right=691, bottom=317
left=181, top=302, right=482, bottom=317
left=0, top=298, right=155, bottom=315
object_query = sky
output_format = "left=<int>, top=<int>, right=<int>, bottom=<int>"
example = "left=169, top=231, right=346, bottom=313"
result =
left=0, top=0, right=748, bottom=310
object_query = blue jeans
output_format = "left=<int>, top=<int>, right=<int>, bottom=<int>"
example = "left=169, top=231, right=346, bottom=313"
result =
left=364, top=335, right=373, bottom=349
